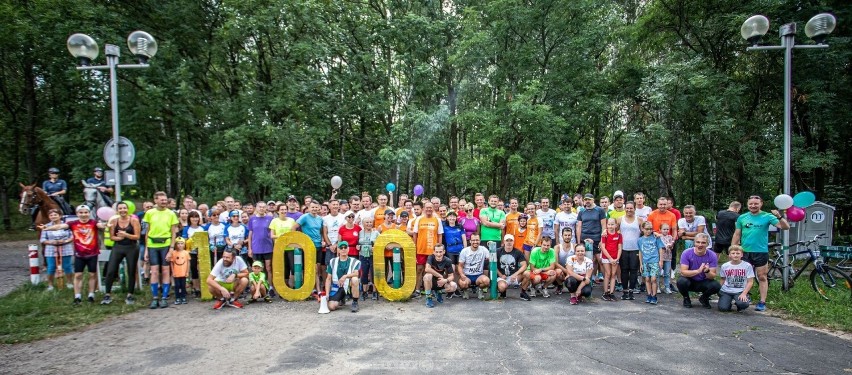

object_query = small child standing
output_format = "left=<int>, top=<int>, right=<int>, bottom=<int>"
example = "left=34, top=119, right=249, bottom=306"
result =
left=249, top=261, right=271, bottom=303
left=658, top=223, right=676, bottom=293
left=719, top=245, right=754, bottom=312
left=171, top=237, right=191, bottom=305
left=637, top=222, right=665, bottom=304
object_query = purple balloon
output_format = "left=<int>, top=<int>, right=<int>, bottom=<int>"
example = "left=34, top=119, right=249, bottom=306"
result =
left=413, top=185, right=424, bottom=196
left=786, top=206, right=806, bottom=222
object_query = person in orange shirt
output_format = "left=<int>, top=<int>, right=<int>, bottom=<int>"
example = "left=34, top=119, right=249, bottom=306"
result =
left=170, top=237, right=191, bottom=305
left=504, top=198, right=521, bottom=239
left=647, top=196, right=679, bottom=239
left=373, top=194, right=390, bottom=228
left=412, top=202, right=444, bottom=298
left=523, top=203, right=543, bottom=258
left=511, top=214, right=530, bottom=252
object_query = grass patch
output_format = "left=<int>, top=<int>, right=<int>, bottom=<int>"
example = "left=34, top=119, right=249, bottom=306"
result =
left=0, top=279, right=148, bottom=344
left=766, top=281, right=852, bottom=332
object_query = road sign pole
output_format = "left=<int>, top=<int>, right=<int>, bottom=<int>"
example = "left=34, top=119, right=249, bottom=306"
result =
left=106, top=44, right=122, bottom=202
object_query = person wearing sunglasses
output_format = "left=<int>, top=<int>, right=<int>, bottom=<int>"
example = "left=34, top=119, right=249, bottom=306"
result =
left=325, top=241, right=361, bottom=312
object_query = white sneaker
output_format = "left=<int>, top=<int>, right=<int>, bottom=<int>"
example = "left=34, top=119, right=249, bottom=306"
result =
left=665, top=287, right=672, bottom=294
left=66, top=283, right=73, bottom=289
left=47, top=285, right=55, bottom=292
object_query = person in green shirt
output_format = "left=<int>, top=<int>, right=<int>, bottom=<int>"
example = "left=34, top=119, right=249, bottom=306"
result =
left=248, top=261, right=271, bottom=303
left=528, top=236, right=561, bottom=298
left=479, top=194, right=507, bottom=246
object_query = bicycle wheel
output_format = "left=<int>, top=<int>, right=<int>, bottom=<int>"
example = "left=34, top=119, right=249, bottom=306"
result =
left=810, top=265, right=852, bottom=301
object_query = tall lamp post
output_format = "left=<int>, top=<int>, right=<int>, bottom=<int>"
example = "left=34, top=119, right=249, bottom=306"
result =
left=741, top=13, right=836, bottom=291
left=67, top=31, right=158, bottom=202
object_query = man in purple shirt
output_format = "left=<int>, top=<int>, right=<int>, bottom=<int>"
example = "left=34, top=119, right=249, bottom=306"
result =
left=285, top=195, right=302, bottom=221
left=248, top=201, right=275, bottom=296
left=677, top=233, right=721, bottom=309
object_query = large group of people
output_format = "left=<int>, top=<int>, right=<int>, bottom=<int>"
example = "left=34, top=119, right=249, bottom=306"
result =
left=35, top=168, right=790, bottom=314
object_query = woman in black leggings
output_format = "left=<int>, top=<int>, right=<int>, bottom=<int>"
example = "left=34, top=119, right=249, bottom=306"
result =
left=102, top=201, right=141, bottom=305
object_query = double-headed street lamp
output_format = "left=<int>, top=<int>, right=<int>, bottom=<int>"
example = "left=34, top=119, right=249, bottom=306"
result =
left=67, top=31, right=158, bottom=202
left=741, top=13, right=836, bottom=291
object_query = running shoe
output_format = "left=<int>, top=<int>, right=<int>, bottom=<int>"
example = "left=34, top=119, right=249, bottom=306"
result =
left=264, top=295, right=273, bottom=303
left=665, top=287, right=672, bottom=294
left=569, top=296, right=578, bottom=305
left=699, top=295, right=712, bottom=309
left=650, top=296, right=658, bottom=305
left=602, top=293, right=612, bottom=301
left=125, top=295, right=136, bottom=305
left=477, top=288, right=485, bottom=300
left=555, top=285, right=564, bottom=295
left=621, top=292, right=629, bottom=300
left=230, top=299, right=244, bottom=309
left=73, top=297, right=82, bottom=306
left=499, top=291, right=507, bottom=299
left=101, top=295, right=112, bottom=305
left=426, top=297, right=435, bottom=308
left=462, top=289, right=469, bottom=300
left=519, top=290, right=531, bottom=301
left=351, top=302, right=359, bottom=313
left=436, top=292, right=444, bottom=304
left=645, top=295, right=651, bottom=303
left=88, top=295, right=95, bottom=303
left=213, top=298, right=225, bottom=310
left=541, top=288, right=550, bottom=298
left=628, top=291, right=635, bottom=300
left=683, top=297, right=693, bottom=308
left=47, top=285, right=55, bottom=292
left=615, top=283, right=623, bottom=292
left=372, top=291, right=378, bottom=300
left=175, top=298, right=183, bottom=305
left=755, top=302, right=766, bottom=312
left=149, top=299, right=159, bottom=309
left=158, top=298, right=169, bottom=308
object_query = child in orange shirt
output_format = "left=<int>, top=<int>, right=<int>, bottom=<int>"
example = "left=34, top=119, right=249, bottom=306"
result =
left=170, top=237, right=191, bottom=305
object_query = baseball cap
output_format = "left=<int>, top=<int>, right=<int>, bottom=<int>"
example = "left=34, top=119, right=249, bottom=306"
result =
left=583, top=193, right=594, bottom=200
left=446, top=210, right=458, bottom=217
left=48, top=167, right=59, bottom=174
left=267, top=200, right=276, bottom=206
left=384, top=209, right=395, bottom=216
left=229, top=210, right=240, bottom=217
left=174, top=237, right=186, bottom=244
left=343, top=210, right=355, bottom=218
left=338, top=241, right=349, bottom=247
left=287, top=195, right=297, bottom=201
left=75, top=205, right=90, bottom=213
left=399, top=211, right=410, bottom=217
left=613, top=190, right=624, bottom=199
left=252, top=261, right=263, bottom=268
left=503, top=234, right=514, bottom=241
left=94, top=167, right=104, bottom=172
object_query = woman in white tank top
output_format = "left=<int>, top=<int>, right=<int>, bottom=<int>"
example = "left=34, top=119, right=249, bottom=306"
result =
left=617, top=202, right=643, bottom=299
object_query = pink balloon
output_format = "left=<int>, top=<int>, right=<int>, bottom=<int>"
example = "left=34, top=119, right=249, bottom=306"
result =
left=97, top=206, right=115, bottom=221
left=786, top=206, right=805, bottom=222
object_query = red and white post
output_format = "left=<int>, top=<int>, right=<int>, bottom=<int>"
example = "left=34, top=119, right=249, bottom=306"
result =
left=28, top=244, right=40, bottom=285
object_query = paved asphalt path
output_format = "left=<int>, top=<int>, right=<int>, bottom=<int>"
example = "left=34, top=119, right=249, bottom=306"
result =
left=4, top=282, right=851, bottom=374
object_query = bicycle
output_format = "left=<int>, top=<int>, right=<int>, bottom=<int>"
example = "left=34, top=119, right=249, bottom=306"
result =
left=766, top=233, right=852, bottom=301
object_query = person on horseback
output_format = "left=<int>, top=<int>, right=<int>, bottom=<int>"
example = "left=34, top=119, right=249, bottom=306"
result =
left=82, top=167, right=114, bottom=211
left=31, top=168, right=72, bottom=229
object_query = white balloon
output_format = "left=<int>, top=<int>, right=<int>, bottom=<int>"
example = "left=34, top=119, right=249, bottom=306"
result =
left=773, top=194, right=794, bottom=210
left=330, top=176, right=342, bottom=189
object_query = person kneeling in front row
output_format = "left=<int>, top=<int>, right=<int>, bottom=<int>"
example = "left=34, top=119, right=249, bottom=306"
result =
left=718, top=245, right=754, bottom=312
left=207, top=249, right=249, bottom=309
left=677, top=233, right=721, bottom=309
left=325, top=241, right=361, bottom=313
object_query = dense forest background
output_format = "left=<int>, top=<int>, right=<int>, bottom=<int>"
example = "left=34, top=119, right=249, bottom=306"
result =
left=1, top=0, right=850, bottom=233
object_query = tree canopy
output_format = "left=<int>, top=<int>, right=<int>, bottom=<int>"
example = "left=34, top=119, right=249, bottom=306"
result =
left=1, top=0, right=849, bottom=232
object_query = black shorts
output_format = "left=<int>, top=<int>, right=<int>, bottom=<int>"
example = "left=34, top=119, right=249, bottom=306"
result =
left=329, top=288, right=348, bottom=303
left=447, top=253, right=460, bottom=265
left=148, top=246, right=170, bottom=266
left=315, top=246, right=328, bottom=266
left=743, top=252, right=769, bottom=268
left=74, top=255, right=98, bottom=273
left=712, top=243, right=730, bottom=254
left=253, top=252, right=273, bottom=261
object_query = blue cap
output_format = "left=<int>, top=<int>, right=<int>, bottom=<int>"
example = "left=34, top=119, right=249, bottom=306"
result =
left=229, top=210, right=240, bottom=217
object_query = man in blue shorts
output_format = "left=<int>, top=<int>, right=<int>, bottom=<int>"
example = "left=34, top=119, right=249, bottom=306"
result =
left=457, top=233, right=490, bottom=300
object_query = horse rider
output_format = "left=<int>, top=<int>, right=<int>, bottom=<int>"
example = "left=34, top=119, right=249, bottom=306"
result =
left=85, top=167, right=114, bottom=208
left=32, top=167, right=72, bottom=229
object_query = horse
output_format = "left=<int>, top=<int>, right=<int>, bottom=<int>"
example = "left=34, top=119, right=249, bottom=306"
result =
left=19, top=183, right=64, bottom=228
left=82, top=180, right=114, bottom=213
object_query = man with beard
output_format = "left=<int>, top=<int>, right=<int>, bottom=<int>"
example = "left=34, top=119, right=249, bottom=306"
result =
left=207, top=249, right=249, bottom=309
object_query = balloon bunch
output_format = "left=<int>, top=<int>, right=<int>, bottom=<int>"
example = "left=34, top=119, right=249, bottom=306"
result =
left=773, top=191, right=815, bottom=222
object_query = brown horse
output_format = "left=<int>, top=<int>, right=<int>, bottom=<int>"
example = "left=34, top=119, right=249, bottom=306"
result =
left=19, top=183, right=61, bottom=228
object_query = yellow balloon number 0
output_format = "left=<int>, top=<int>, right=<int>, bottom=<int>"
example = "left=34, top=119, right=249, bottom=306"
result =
left=272, top=232, right=317, bottom=301
left=372, top=229, right=416, bottom=301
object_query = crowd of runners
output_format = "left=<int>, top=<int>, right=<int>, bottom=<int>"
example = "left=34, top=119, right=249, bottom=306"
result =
left=36, top=171, right=789, bottom=314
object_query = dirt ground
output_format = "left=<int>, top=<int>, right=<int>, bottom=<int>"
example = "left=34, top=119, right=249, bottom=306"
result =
left=2, top=240, right=851, bottom=374
left=0, top=240, right=37, bottom=297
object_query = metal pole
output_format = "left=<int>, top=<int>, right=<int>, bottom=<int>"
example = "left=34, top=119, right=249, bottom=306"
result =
left=106, top=44, right=122, bottom=202
left=780, top=24, right=795, bottom=291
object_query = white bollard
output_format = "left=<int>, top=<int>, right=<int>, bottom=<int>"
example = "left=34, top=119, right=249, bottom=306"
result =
left=28, top=244, right=40, bottom=285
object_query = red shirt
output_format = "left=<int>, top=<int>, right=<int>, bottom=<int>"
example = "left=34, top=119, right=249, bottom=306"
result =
left=601, top=231, right=622, bottom=260
left=68, top=220, right=100, bottom=257
left=338, top=224, right=361, bottom=256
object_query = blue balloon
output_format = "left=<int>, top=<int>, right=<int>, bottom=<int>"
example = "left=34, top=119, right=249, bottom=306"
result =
left=386, top=182, right=396, bottom=192
left=792, top=191, right=816, bottom=208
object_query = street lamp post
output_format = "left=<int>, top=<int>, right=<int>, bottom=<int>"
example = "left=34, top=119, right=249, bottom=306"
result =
left=67, top=31, right=158, bottom=203
left=741, top=13, right=836, bottom=291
